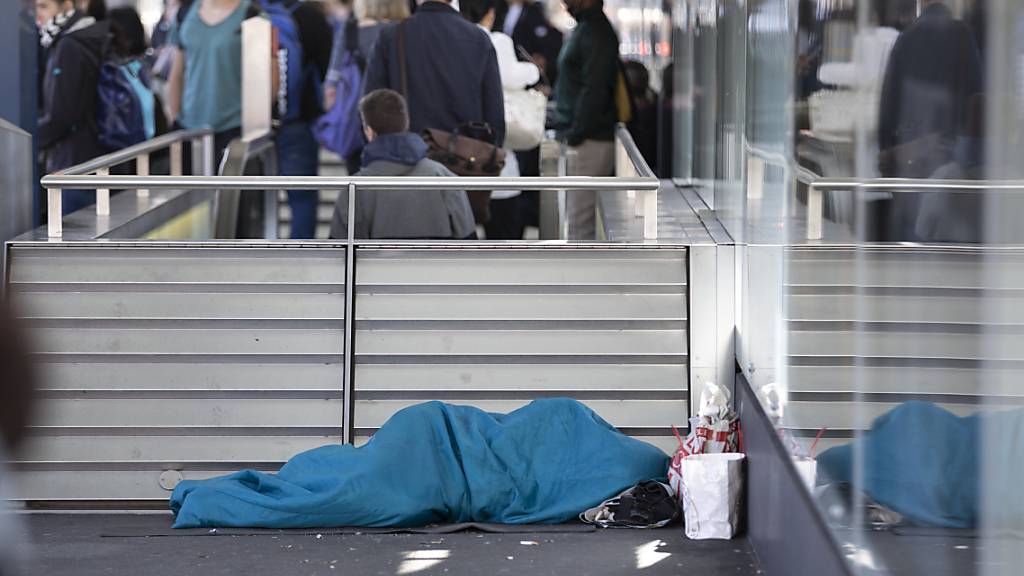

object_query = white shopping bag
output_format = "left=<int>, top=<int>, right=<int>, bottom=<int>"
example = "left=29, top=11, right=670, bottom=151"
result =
left=681, top=453, right=745, bottom=540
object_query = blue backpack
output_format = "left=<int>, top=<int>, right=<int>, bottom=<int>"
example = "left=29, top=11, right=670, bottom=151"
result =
left=313, top=18, right=363, bottom=158
left=260, top=0, right=318, bottom=122
left=96, top=58, right=156, bottom=150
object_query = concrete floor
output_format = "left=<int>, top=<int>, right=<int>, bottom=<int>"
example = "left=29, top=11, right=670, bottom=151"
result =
left=15, top=514, right=763, bottom=576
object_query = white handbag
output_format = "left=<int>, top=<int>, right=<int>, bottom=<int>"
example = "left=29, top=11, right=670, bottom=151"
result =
left=503, top=88, right=547, bottom=151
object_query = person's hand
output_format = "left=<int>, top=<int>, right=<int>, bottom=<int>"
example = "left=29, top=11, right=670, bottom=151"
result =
left=323, top=86, right=337, bottom=111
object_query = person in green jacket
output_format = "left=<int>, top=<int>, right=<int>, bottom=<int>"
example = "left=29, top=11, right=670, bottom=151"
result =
left=554, top=0, right=620, bottom=239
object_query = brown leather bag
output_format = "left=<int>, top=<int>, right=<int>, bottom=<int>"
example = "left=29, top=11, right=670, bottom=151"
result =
left=397, top=22, right=502, bottom=224
left=421, top=124, right=507, bottom=177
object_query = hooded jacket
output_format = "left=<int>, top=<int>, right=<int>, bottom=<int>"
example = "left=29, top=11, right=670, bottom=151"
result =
left=329, top=132, right=476, bottom=239
left=38, top=13, right=110, bottom=173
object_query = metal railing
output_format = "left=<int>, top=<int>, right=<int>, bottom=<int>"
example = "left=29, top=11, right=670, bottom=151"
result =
left=798, top=170, right=1024, bottom=241
left=615, top=125, right=659, bottom=239
left=41, top=125, right=660, bottom=241
left=43, top=128, right=215, bottom=237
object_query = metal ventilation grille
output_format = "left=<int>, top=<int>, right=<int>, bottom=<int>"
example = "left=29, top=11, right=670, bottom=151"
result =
left=352, top=248, right=690, bottom=453
left=7, top=244, right=348, bottom=501
left=785, top=246, right=1024, bottom=452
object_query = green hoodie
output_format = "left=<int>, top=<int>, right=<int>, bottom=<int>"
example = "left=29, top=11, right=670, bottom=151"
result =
left=554, top=2, right=621, bottom=146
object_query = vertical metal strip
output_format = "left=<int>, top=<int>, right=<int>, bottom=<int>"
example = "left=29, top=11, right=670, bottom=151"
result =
left=136, top=154, right=150, bottom=197
left=95, top=167, right=110, bottom=216
left=342, top=183, right=357, bottom=444
left=47, top=188, right=62, bottom=238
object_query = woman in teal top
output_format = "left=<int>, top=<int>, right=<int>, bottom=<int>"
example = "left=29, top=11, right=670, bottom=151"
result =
left=167, top=0, right=257, bottom=150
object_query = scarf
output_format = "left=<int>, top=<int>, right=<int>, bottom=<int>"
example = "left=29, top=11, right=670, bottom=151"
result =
left=39, top=9, right=81, bottom=49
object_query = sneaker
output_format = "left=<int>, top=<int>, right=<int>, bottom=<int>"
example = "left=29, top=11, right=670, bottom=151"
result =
left=580, top=481, right=680, bottom=529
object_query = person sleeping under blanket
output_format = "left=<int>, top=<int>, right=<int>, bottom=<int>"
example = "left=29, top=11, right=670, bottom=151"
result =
left=171, top=398, right=669, bottom=528
left=818, top=400, right=1024, bottom=530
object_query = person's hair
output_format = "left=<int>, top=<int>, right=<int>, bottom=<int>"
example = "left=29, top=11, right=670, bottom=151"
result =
left=359, top=89, right=409, bottom=134
left=622, top=59, right=650, bottom=97
left=458, top=0, right=495, bottom=24
left=355, top=0, right=410, bottom=22
left=78, top=0, right=107, bottom=20
left=109, top=7, right=147, bottom=57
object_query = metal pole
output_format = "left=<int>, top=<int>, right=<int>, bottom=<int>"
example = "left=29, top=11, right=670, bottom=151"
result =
left=202, top=132, right=215, bottom=176
left=170, top=141, right=183, bottom=176
left=46, top=188, right=62, bottom=237
left=136, top=153, right=149, bottom=197
left=342, top=183, right=357, bottom=444
left=95, top=167, right=110, bottom=216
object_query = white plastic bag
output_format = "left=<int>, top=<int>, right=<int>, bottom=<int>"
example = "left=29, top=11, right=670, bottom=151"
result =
left=680, top=453, right=745, bottom=540
left=668, top=383, right=740, bottom=501
left=504, top=88, right=547, bottom=151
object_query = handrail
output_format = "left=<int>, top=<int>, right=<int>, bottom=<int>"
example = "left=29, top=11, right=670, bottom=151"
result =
left=614, top=124, right=658, bottom=239
left=40, top=175, right=657, bottom=191
left=615, top=124, right=656, bottom=179
left=801, top=170, right=1024, bottom=240
left=42, top=128, right=216, bottom=237
left=50, top=127, right=215, bottom=176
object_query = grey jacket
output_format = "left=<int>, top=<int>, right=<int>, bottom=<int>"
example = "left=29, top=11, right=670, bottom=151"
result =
left=329, top=158, right=476, bottom=240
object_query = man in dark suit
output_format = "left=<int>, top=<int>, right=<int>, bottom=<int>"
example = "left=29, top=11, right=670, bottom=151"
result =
left=363, top=0, right=505, bottom=145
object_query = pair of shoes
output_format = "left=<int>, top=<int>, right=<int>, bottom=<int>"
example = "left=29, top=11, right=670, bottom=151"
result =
left=580, top=481, right=680, bottom=529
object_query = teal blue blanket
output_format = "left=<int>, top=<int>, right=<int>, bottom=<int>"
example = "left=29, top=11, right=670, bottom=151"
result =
left=171, top=399, right=669, bottom=528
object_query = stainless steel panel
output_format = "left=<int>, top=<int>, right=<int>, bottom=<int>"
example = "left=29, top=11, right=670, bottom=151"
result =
left=354, top=248, right=690, bottom=448
left=9, top=247, right=347, bottom=284
left=356, top=294, right=686, bottom=321
left=38, top=363, right=342, bottom=390
left=357, top=251, right=687, bottom=286
left=35, top=399, right=343, bottom=427
left=354, top=364, right=687, bottom=390
left=32, top=328, right=344, bottom=355
left=7, top=244, right=348, bottom=502
left=14, top=292, right=345, bottom=320
left=18, top=436, right=332, bottom=463
left=0, top=118, right=33, bottom=245
left=357, top=330, right=686, bottom=357
left=353, top=399, right=688, bottom=429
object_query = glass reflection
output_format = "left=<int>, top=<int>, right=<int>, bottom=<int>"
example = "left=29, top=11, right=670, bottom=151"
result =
left=683, top=0, right=1024, bottom=574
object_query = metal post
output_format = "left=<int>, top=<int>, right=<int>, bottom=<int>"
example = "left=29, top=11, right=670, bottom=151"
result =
left=47, top=188, right=61, bottom=237
left=341, top=183, right=357, bottom=444
left=202, top=132, right=215, bottom=176
left=136, top=153, right=150, bottom=197
left=643, top=188, right=658, bottom=240
left=170, top=141, right=183, bottom=176
left=95, top=167, right=110, bottom=216
left=806, top=185, right=822, bottom=240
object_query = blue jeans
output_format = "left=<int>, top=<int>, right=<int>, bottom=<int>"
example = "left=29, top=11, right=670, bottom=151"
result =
left=276, top=122, right=320, bottom=239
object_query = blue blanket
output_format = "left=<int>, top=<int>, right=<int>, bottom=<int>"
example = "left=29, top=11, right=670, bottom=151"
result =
left=817, top=401, right=1024, bottom=529
left=171, top=398, right=669, bottom=528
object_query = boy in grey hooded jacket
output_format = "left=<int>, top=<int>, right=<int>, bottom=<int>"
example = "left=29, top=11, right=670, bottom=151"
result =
left=329, top=89, right=476, bottom=239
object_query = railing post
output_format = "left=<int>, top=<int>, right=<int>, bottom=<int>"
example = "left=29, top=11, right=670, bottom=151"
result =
left=47, top=188, right=62, bottom=237
left=170, top=141, right=183, bottom=176
left=342, top=183, right=357, bottom=445
left=807, top=185, right=822, bottom=240
left=202, top=132, right=215, bottom=175
left=136, top=153, right=150, bottom=197
left=643, top=188, right=658, bottom=240
left=95, top=167, right=110, bottom=216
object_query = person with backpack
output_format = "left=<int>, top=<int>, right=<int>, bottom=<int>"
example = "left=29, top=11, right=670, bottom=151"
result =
left=553, top=0, right=622, bottom=239
left=261, top=0, right=333, bottom=239
left=36, top=0, right=110, bottom=214
left=321, top=0, right=410, bottom=175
